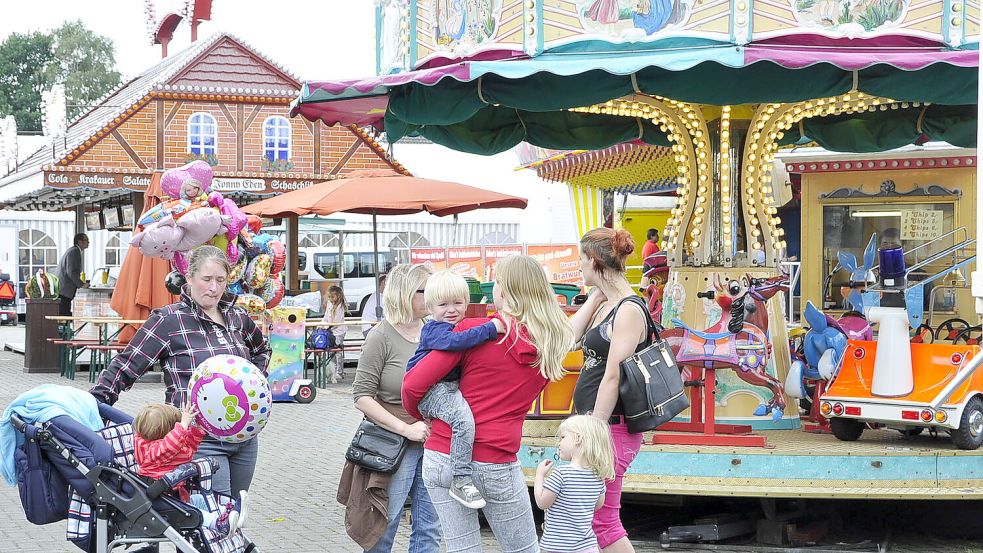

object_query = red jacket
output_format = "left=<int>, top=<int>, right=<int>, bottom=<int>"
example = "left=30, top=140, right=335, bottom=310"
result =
left=135, top=423, right=207, bottom=499
left=402, top=317, right=547, bottom=464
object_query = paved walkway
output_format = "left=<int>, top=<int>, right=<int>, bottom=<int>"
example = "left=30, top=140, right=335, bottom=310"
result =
left=0, top=352, right=463, bottom=552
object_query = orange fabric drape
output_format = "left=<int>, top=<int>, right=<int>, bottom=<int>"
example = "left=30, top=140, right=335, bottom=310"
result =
left=110, top=172, right=177, bottom=343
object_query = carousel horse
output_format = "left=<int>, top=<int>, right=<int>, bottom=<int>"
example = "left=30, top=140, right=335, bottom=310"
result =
left=661, top=273, right=790, bottom=421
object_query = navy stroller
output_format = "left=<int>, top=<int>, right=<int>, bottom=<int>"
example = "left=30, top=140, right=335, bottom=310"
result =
left=11, top=401, right=259, bottom=553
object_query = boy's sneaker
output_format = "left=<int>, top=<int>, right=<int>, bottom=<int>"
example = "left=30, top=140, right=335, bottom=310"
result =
left=449, top=477, right=486, bottom=509
left=237, top=490, right=249, bottom=529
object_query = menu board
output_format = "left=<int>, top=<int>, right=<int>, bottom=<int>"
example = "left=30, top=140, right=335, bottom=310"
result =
left=409, top=247, right=447, bottom=270
left=526, top=244, right=583, bottom=286
left=446, top=246, right=483, bottom=278
left=482, top=245, right=524, bottom=281
left=901, top=210, right=943, bottom=241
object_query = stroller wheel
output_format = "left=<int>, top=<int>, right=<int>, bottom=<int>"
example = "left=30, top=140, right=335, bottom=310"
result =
left=294, top=384, right=316, bottom=404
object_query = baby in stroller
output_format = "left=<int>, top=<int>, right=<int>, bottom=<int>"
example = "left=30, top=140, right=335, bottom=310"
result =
left=133, top=402, right=249, bottom=538
left=6, top=385, right=258, bottom=553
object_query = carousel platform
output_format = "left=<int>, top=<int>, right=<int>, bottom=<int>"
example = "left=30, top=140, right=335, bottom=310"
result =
left=520, top=420, right=983, bottom=500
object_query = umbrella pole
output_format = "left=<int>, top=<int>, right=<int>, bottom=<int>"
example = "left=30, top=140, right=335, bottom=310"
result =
left=372, top=209, right=382, bottom=319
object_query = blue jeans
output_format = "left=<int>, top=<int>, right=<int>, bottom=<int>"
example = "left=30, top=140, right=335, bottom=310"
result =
left=418, top=381, right=474, bottom=480
left=423, top=450, right=539, bottom=553
left=365, top=443, right=441, bottom=553
left=194, top=436, right=259, bottom=497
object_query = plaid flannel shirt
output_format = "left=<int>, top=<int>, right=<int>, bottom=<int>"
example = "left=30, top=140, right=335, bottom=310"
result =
left=90, top=291, right=271, bottom=408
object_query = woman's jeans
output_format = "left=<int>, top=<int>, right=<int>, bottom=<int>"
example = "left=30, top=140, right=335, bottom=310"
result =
left=366, top=443, right=441, bottom=553
left=423, top=449, right=539, bottom=553
left=194, top=436, right=259, bottom=497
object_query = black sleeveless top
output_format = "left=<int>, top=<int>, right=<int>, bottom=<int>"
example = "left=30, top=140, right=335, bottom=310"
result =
left=573, top=296, right=651, bottom=415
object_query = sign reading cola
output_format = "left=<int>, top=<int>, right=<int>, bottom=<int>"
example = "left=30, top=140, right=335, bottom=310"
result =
left=44, top=171, right=152, bottom=190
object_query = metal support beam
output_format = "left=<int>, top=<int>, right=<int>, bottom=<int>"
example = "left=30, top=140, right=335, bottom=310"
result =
left=286, top=216, right=299, bottom=292
left=74, top=204, right=85, bottom=236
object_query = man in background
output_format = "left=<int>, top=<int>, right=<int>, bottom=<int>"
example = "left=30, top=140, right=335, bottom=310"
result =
left=56, top=233, right=89, bottom=316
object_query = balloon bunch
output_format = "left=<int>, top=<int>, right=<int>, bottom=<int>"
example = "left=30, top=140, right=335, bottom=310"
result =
left=225, top=214, right=287, bottom=314
left=137, top=161, right=284, bottom=313
left=132, top=161, right=247, bottom=272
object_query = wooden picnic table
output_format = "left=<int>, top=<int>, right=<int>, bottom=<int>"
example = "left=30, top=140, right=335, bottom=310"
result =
left=44, top=316, right=146, bottom=381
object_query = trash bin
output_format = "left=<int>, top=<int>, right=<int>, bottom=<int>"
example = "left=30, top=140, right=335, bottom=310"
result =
left=24, top=298, right=60, bottom=373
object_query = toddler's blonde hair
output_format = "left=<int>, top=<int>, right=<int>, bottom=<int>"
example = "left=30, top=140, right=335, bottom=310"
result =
left=424, top=270, right=470, bottom=312
left=559, top=415, right=615, bottom=481
left=134, top=403, right=182, bottom=441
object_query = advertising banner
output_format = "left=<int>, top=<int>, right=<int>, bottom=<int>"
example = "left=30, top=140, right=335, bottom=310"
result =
left=446, top=246, right=483, bottom=278
left=409, top=247, right=447, bottom=270
left=527, top=244, right=583, bottom=286
left=482, top=245, right=524, bottom=281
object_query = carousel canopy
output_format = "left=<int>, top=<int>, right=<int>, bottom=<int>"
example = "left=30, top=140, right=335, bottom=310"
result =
left=293, top=35, right=978, bottom=155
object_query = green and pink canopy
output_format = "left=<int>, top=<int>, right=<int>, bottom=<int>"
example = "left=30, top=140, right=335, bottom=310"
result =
left=292, top=33, right=977, bottom=155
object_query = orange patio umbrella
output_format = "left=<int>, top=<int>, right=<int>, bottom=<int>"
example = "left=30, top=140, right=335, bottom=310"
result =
left=242, top=168, right=528, bottom=317
left=110, top=172, right=177, bottom=343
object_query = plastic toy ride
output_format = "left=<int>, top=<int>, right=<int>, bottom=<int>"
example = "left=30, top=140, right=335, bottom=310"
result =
left=0, top=273, right=16, bottom=325
left=821, top=244, right=983, bottom=449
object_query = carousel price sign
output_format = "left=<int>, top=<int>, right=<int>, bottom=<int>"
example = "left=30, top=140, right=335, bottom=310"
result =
left=901, top=209, right=943, bottom=241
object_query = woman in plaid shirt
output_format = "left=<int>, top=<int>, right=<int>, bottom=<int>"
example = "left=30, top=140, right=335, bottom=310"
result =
left=91, top=246, right=271, bottom=496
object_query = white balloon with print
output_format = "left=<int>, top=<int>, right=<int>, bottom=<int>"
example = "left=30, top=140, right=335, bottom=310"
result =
left=189, top=354, right=272, bottom=443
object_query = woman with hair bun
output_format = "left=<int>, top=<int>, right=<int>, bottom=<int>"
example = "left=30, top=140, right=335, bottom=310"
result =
left=568, top=227, right=652, bottom=553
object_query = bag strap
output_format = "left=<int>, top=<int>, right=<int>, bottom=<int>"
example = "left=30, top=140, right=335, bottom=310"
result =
left=609, top=295, right=660, bottom=347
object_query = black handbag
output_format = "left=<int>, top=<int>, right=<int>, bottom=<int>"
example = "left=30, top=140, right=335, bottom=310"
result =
left=616, top=296, right=689, bottom=434
left=345, top=418, right=409, bottom=474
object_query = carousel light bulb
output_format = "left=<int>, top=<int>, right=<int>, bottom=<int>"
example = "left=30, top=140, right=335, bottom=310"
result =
left=723, top=215, right=731, bottom=224
left=693, top=216, right=703, bottom=224
left=696, top=206, right=706, bottom=214
left=722, top=205, right=731, bottom=213
left=753, top=242, right=761, bottom=250
left=725, top=239, right=733, bottom=247
left=751, top=218, right=759, bottom=226
left=691, top=240, right=700, bottom=249
left=721, top=141, right=730, bottom=150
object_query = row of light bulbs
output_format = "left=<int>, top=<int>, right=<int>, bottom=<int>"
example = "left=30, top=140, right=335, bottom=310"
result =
left=570, top=92, right=913, bottom=265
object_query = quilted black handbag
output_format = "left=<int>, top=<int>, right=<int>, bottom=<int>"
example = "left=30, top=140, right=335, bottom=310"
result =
left=345, top=418, right=409, bottom=474
left=617, top=296, right=689, bottom=434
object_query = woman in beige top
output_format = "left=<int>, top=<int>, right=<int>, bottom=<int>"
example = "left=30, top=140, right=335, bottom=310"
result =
left=352, top=263, right=440, bottom=553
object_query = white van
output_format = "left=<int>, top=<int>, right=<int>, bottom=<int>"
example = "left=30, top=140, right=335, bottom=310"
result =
left=299, top=247, right=395, bottom=315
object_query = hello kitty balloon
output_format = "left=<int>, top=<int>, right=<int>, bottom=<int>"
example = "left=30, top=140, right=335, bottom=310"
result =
left=189, top=355, right=272, bottom=443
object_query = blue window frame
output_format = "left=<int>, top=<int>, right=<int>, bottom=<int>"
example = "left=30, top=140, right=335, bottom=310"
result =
left=263, top=116, right=291, bottom=162
left=188, top=113, right=217, bottom=156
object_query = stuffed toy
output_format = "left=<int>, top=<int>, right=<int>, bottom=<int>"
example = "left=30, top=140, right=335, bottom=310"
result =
left=208, top=192, right=247, bottom=264
left=132, top=209, right=230, bottom=274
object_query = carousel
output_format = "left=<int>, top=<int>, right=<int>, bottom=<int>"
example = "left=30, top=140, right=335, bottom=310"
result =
left=290, top=1, right=980, bottom=499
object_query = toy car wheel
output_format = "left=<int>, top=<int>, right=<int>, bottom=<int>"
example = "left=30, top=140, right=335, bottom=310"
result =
left=952, top=397, right=983, bottom=450
left=830, top=418, right=864, bottom=441
left=294, top=384, right=316, bottom=404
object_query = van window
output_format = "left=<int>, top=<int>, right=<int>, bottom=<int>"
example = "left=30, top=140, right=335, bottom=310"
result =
left=357, top=252, right=391, bottom=277
left=314, top=252, right=356, bottom=279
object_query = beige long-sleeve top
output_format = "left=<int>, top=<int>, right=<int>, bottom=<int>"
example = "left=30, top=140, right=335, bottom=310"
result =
left=352, top=320, right=418, bottom=404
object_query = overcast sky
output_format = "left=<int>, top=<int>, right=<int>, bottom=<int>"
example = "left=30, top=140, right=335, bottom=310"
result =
left=3, top=1, right=377, bottom=81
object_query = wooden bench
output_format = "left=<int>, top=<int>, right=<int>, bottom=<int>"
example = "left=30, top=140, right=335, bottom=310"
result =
left=87, top=343, right=128, bottom=383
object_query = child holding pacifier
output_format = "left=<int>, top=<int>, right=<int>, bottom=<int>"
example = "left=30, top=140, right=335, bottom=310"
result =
left=134, top=402, right=249, bottom=538
left=535, top=415, right=615, bottom=553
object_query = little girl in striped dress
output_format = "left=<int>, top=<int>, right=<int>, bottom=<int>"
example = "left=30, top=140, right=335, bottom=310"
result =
left=534, top=415, right=615, bottom=553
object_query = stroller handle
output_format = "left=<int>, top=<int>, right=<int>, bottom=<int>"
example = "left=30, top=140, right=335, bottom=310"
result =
left=9, top=413, right=26, bottom=433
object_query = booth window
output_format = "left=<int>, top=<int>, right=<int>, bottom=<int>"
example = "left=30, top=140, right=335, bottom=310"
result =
left=299, top=233, right=339, bottom=248
left=188, top=113, right=217, bottom=156
left=18, top=229, right=57, bottom=299
left=388, top=232, right=430, bottom=264
left=820, top=202, right=956, bottom=309
left=105, top=235, right=124, bottom=267
left=263, top=116, right=291, bottom=161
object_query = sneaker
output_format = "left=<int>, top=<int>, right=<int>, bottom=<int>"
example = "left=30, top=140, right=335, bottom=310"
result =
left=237, top=490, right=249, bottom=529
left=449, top=477, right=486, bottom=509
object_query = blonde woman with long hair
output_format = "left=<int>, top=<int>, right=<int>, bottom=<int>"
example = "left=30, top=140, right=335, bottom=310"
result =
left=403, top=255, right=574, bottom=552
left=349, top=263, right=440, bottom=553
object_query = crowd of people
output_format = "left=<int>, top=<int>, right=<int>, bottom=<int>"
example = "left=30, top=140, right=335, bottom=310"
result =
left=88, top=226, right=654, bottom=553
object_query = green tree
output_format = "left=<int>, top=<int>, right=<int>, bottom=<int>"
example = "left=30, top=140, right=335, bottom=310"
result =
left=0, top=31, right=55, bottom=133
left=43, top=20, right=122, bottom=121
left=0, top=21, right=121, bottom=133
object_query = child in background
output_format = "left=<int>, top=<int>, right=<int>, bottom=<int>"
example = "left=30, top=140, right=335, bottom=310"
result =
left=322, top=285, right=348, bottom=383
left=535, top=415, right=614, bottom=553
left=134, top=402, right=248, bottom=538
left=405, top=270, right=504, bottom=509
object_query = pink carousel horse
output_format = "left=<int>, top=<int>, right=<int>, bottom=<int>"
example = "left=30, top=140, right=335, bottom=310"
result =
left=661, top=273, right=790, bottom=422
